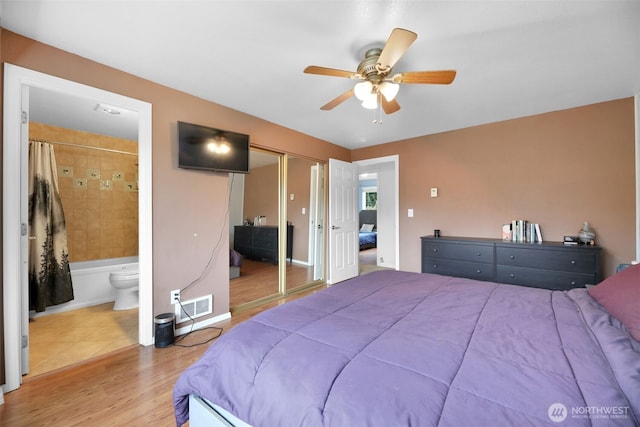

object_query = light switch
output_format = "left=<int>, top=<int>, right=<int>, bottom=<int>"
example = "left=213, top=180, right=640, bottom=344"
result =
left=408, top=208, right=414, bottom=217
left=430, top=188, right=438, bottom=198
left=301, top=207, right=306, bottom=215
left=289, top=193, right=295, bottom=201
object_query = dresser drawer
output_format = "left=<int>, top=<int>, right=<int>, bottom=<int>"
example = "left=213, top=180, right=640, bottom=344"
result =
left=421, top=236, right=601, bottom=290
left=423, top=258, right=494, bottom=282
left=496, top=246, right=595, bottom=274
left=253, top=228, right=277, bottom=249
left=496, top=266, right=595, bottom=290
left=423, top=241, right=494, bottom=263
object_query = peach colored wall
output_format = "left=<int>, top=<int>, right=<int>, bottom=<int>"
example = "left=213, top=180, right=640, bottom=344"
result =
left=352, top=98, right=635, bottom=278
left=244, top=163, right=278, bottom=226
left=29, top=123, right=139, bottom=262
left=0, top=30, right=350, bottom=326
left=242, top=157, right=315, bottom=263
left=287, top=157, right=314, bottom=262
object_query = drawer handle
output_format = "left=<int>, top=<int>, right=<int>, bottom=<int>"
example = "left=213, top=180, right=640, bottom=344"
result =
left=510, top=273, right=515, bottom=278
left=571, top=281, right=576, bottom=285
left=433, top=248, right=439, bottom=253
left=570, top=260, right=576, bottom=264
left=476, top=269, right=481, bottom=274
left=433, top=264, right=438, bottom=269
left=476, top=252, right=481, bottom=256
left=509, top=255, right=515, bottom=260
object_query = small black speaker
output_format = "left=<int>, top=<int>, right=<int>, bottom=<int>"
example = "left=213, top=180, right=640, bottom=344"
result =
left=154, top=313, right=175, bottom=348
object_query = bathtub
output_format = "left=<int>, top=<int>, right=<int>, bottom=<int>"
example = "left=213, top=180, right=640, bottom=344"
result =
left=30, top=256, right=139, bottom=317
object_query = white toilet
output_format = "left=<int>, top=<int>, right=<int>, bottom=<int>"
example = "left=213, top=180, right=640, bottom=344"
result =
left=109, top=267, right=139, bottom=310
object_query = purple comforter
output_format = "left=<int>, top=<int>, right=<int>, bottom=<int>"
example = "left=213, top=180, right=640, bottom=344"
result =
left=174, top=270, right=640, bottom=426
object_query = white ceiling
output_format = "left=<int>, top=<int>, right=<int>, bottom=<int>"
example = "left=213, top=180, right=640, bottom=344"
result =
left=3, top=1, right=640, bottom=150
left=28, top=86, right=140, bottom=141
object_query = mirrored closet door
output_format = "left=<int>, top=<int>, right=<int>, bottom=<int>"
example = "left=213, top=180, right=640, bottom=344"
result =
left=285, top=156, right=326, bottom=293
left=229, top=150, right=326, bottom=311
left=229, top=149, right=282, bottom=308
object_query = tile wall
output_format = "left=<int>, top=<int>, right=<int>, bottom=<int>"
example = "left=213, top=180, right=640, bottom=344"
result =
left=29, top=122, right=139, bottom=262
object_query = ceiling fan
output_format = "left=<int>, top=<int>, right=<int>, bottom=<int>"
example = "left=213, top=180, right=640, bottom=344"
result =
left=304, top=28, right=456, bottom=114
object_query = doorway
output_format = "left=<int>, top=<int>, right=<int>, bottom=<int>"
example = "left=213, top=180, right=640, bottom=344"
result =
left=26, top=98, right=140, bottom=377
left=3, top=64, right=153, bottom=392
left=327, top=155, right=399, bottom=285
left=358, top=171, right=380, bottom=274
left=355, top=155, right=399, bottom=271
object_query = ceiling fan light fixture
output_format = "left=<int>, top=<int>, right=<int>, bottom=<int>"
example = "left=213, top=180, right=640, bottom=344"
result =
left=379, top=82, right=399, bottom=101
left=361, top=93, right=378, bottom=110
left=354, top=81, right=374, bottom=101
left=304, top=28, right=457, bottom=115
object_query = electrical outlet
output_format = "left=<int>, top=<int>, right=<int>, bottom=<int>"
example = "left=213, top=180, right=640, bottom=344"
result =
left=171, top=289, right=181, bottom=304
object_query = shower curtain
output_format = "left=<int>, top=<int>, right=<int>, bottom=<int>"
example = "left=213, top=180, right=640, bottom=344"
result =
left=28, top=140, right=74, bottom=312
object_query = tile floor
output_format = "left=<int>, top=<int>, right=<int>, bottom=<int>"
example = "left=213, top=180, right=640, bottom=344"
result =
left=26, top=302, right=138, bottom=378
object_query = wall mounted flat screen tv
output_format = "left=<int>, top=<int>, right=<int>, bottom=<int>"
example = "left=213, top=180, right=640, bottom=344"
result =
left=178, top=121, right=250, bottom=173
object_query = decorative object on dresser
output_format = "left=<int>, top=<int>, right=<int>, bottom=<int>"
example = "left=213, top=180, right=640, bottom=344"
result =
left=421, top=236, right=602, bottom=290
left=233, top=224, right=293, bottom=265
left=578, top=221, right=596, bottom=244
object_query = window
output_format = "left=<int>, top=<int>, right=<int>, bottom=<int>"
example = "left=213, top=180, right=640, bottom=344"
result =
left=362, top=186, right=377, bottom=209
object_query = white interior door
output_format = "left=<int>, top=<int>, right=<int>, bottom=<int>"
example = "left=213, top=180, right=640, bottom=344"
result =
left=328, top=158, right=358, bottom=284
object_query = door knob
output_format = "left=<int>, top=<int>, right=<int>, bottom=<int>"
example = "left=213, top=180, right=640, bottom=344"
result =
left=331, top=225, right=340, bottom=230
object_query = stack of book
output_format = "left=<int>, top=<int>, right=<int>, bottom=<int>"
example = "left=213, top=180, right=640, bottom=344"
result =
left=563, top=236, right=580, bottom=245
left=503, top=220, right=543, bottom=243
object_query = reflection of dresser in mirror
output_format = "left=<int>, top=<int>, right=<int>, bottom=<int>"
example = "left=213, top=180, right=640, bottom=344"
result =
left=234, top=225, right=293, bottom=264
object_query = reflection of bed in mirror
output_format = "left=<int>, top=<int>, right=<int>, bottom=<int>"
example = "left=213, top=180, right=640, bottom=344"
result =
left=358, top=209, right=377, bottom=250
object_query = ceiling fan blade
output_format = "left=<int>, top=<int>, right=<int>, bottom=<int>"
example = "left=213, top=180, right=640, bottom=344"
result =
left=377, top=28, right=417, bottom=71
left=392, top=70, right=457, bottom=85
left=320, top=89, right=354, bottom=110
left=381, top=97, right=400, bottom=114
left=304, top=65, right=357, bottom=79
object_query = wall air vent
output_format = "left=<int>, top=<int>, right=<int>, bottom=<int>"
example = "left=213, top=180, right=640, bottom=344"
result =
left=175, top=295, right=213, bottom=323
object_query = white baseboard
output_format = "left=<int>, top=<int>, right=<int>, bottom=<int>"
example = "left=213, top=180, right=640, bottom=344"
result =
left=174, top=311, right=232, bottom=337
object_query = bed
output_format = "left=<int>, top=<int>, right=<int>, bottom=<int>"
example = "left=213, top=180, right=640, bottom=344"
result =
left=358, top=209, right=377, bottom=250
left=174, top=268, right=640, bottom=426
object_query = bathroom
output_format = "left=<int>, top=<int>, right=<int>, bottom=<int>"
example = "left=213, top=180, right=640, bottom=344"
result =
left=27, top=120, right=140, bottom=377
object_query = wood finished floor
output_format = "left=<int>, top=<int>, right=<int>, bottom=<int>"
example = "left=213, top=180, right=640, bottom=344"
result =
left=231, top=248, right=378, bottom=307
left=230, top=258, right=315, bottom=307
left=0, top=287, right=325, bottom=426
left=1, top=250, right=379, bottom=425
left=24, top=259, right=316, bottom=380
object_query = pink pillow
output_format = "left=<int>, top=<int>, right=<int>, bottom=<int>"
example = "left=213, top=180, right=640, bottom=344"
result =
left=588, top=263, right=640, bottom=341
